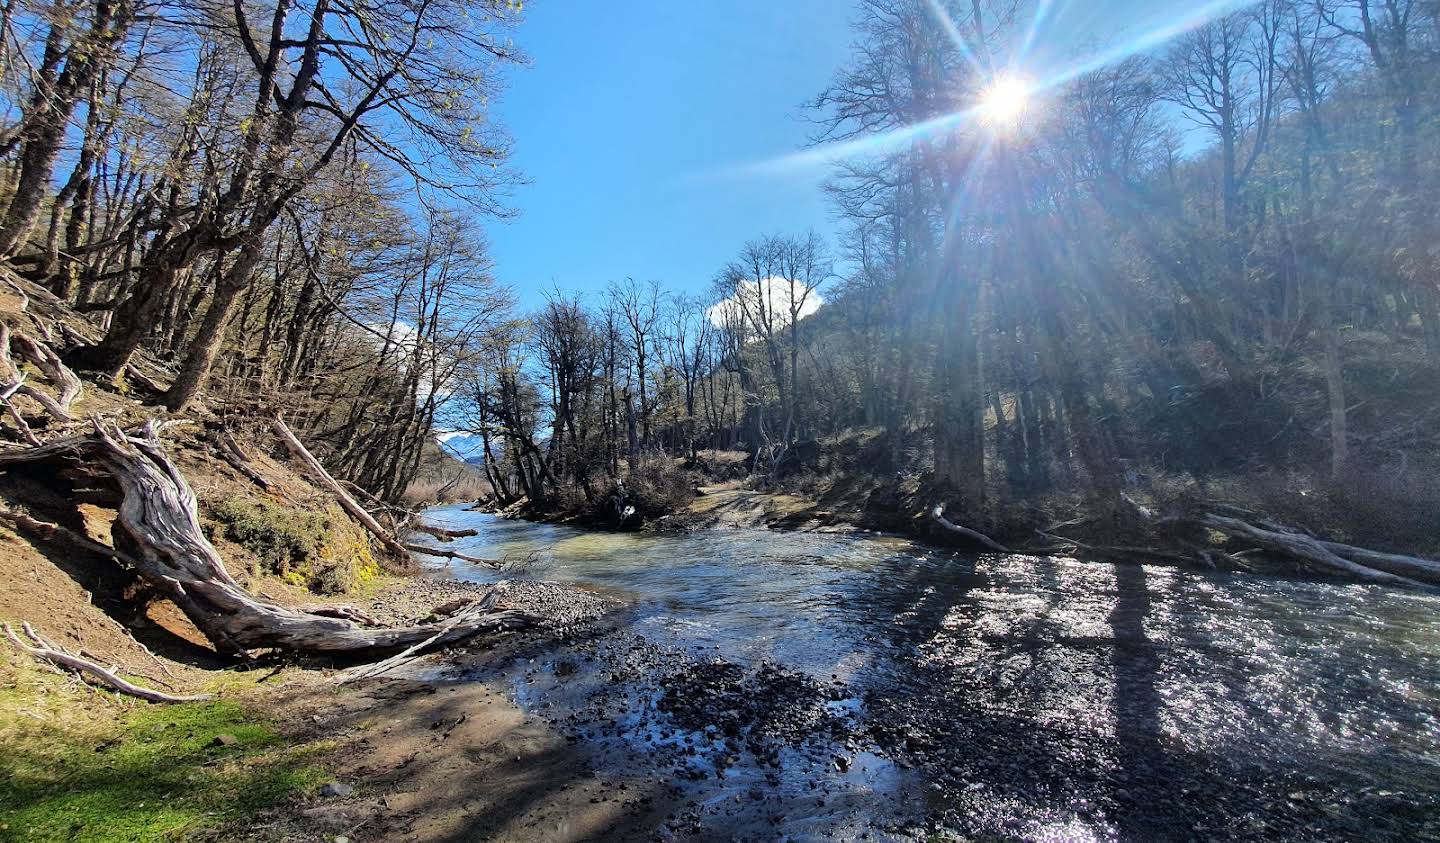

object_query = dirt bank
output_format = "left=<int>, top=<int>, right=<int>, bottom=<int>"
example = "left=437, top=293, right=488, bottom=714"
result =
left=1, top=571, right=624, bottom=842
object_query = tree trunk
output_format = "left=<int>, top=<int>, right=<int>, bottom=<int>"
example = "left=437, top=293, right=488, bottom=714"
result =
left=163, top=242, right=262, bottom=411
left=0, top=421, right=534, bottom=655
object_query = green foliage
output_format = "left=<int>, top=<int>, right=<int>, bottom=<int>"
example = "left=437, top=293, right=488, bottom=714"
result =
left=206, top=497, right=378, bottom=595
left=0, top=675, right=324, bottom=842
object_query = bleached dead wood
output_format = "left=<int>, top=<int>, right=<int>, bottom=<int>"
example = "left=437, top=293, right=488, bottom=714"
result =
left=9, top=329, right=81, bottom=412
left=0, top=506, right=138, bottom=564
left=403, top=543, right=503, bottom=569
left=4, top=621, right=208, bottom=703
left=929, top=503, right=1012, bottom=553
left=410, top=522, right=479, bottom=541
left=270, top=416, right=413, bottom=561
left=0, top=323, right=79, bottom=423
left=215, top=429, right=276, bottom=491
left=1311, top=540, right=1440, bottom=584
left=0, top=420, right=536, bottom=656
left=1198, top=514, right=1434, bottom=588
left=341, top=588, right=503, bottom=683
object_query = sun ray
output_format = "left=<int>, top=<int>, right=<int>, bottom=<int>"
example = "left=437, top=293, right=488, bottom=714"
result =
left=922, top=0, right=988, bottom=75
left=1017, top=0, right=1058, bottom=61
left=1039, top=0, right=1257, bottom=89
left=725, top=0, right=1257, bottom=179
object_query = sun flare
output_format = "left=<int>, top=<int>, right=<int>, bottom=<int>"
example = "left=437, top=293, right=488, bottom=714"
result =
left=978, top=74, right=1032, bottom=128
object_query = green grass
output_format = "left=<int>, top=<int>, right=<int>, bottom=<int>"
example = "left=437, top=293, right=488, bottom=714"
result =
left=206, top=496, right=380, bottom=595
left=0, top=665, right=326, bottom=842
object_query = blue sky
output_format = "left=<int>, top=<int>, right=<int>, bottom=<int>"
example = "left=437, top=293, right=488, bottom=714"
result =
left=488, top=1, right=852, bottom=310
left=486, top=1, right=1243, bottom=311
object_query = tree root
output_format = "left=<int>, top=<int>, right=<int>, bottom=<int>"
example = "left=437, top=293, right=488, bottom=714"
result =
left=4, top=621, right=209, bottom=703
left=0, top=419, right=537, bottom=656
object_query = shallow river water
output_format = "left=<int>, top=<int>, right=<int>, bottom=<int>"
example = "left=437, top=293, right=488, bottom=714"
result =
left=419, top=505, right=1440, bottom=841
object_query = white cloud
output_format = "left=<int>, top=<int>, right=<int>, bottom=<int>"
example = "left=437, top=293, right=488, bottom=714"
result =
left=707, top=276, right=824, bottom=331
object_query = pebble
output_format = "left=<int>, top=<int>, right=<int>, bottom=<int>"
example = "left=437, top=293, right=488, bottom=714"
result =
left=318, top=782, right=354, bottom=798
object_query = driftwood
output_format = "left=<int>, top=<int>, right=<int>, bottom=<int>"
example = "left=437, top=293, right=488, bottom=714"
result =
left=295, top=605, right=382, bottom=626
left=272, top=416, right=500, bottom=569
left=1198, top=514, right=1436, bottom=588
left=930, top=496, right=1439, bottom=588
left=403, top=543, right=503, bottom=569
left=410, top=522, right=479, bottom=541
left=270, top=416, right=412, bottom=561
left=4, top=621, right=208, bottom=703
left=342, top=588, right=503, bottom=683
left=929, top=503, right=1012, bottom=553
left=0, top=420, right=536, bottom=656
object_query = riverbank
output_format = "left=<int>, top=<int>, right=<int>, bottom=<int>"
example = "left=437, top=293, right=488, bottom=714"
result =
left=477, top=430, right=1440, bottom=589
left=349, top=508, right=1440, bottom=841
left=1, top=573, right=622, bottom=842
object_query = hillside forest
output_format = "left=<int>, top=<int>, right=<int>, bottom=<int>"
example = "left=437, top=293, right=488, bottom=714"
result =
left=0, top=0, right=1437, bottom=571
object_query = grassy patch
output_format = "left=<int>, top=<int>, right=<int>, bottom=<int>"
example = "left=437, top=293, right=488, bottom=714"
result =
left=206, top=496, right=379, bottom=595
left=0, top=661, right=325, bottom=842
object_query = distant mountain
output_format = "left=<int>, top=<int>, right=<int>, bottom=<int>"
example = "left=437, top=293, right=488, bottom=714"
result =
left=435, top=432, right=488, bottom=464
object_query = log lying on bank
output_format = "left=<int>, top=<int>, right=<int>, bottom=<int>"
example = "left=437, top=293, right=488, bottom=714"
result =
left=403, top=543, right=503, bottom=568
left=0, top=420, right=536, bottom=657
left=271, top=416, right=501, bottom=570
left=929, top=503, right=1013, bottom=553
left=4, top=621, right=209, bottom=703
left=409, top=522, right=479, bottom=541
left=271, top=416, right=413, bottom=561
left=1197, top=513, right=1440, bottom=588
left=929, top=497, right=1440, bottom=589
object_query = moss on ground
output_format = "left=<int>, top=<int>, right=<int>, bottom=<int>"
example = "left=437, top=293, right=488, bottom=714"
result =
left=0, top=660, right=326, bottom=842
left=206, top=496, right=379, bottom=595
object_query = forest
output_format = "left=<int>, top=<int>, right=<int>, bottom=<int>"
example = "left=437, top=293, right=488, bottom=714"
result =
left=0, top=0, right=1433, bottom=572
left=446, top=0, right=1440, bottom=579
left=0, top=0, right=1438, bottom=840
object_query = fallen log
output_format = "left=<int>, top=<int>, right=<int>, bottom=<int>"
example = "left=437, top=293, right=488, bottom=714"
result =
left=0, top=420, right=536, bottom=656
left=0, top=506, right=138, bottom=564
left=1199, top=514, right=1434, bottom=588
left=9, top=329, right=81, bottom=412
left=410, top=522, right=479, bottom=542
left=929, top=503, right=1012, bottom=553
left=404, top=543, right=503, bottom=569
left=4, top=621, right=208, bottom=703
left=270, top=416, right=412, bottom=562
left=215, top=429, right=276, bottom=492
left=342, top=589, right=504, bottom=683
left=1312, top=540, right=1440, bottom=585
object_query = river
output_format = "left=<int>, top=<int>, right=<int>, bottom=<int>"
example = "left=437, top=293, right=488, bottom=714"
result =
left=418, top=505, right=1440, bottom=841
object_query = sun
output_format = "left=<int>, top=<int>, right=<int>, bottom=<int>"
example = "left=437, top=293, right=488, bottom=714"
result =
left=977, top=74, right=1033, bottom=128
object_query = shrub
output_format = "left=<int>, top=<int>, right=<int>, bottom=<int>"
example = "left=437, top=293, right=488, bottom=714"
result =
left=206, top=497, right=378, bottom=595
left=625, top=457, right=695, bottom=519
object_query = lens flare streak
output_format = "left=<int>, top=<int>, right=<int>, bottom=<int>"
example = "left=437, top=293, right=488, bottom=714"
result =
left=728, top=0, right=1260, bottom=177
